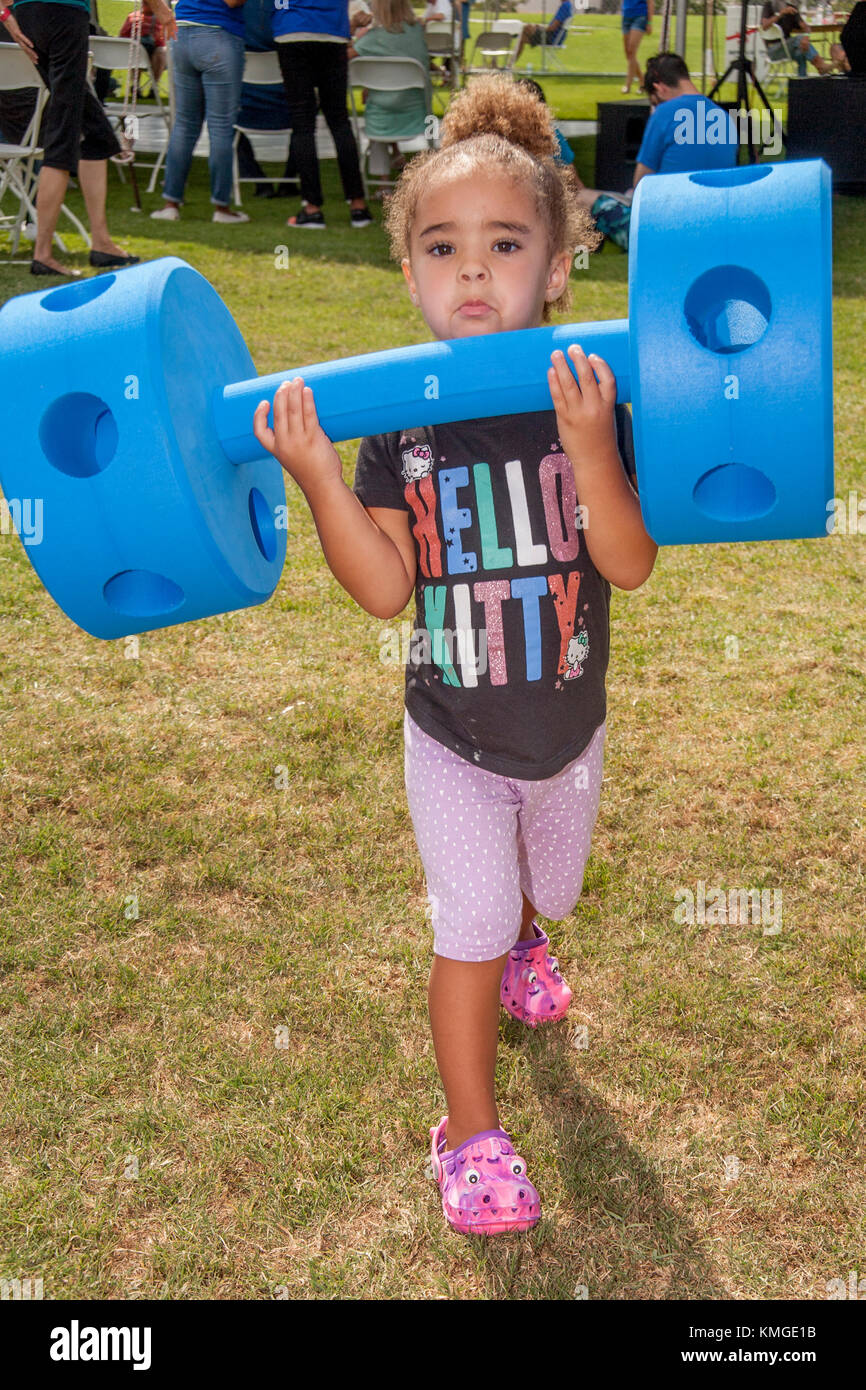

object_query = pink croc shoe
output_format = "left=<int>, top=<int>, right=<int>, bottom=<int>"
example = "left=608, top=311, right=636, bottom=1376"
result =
left=500, top=921, right=572, bottom=1028
left=430, top=1117, right=541, bottom=1235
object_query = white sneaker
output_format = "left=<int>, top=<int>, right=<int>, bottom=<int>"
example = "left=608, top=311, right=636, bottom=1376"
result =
left=151, top=204, right=180, bottom=220
left=212, top=208, right=250, bottom=224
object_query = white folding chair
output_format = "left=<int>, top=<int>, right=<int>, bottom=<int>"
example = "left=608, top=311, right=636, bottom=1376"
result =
left=757, top=22, right=799, bottom=97
left=541, top=12, right=574, bottom=72
left=424, top=17, right=460, bottom=92
left=0, top=44, right=90, bottom=257
left=347, top=55, right=435, bottom=200
left=465, top=29, right=520, bottom=73
left=89, top=34, right=170, bottom=193
left=232, top=49, right=293, bottom=206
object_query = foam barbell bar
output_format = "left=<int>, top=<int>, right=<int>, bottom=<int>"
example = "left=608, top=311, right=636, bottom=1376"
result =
left=0, top=159, right=832, bottom=641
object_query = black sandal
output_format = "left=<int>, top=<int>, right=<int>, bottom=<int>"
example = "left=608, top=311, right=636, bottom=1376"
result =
left=287, top=206, right=326, bottom=229
left=30, top=259, right=81, bottom=277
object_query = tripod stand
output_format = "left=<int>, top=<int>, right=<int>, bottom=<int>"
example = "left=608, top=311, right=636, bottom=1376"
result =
left=708, top=0, right=776, bottom=162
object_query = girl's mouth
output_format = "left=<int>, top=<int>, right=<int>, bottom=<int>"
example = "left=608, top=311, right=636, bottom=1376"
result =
left=459, top=302, right=492, bottom=317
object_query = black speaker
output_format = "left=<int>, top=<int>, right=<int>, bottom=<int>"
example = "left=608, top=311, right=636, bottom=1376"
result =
left=595, top=101, right=651, bottom=192
left=841, top=1, right=866, bottom=74
left=786, top=76, right=866, bottom=192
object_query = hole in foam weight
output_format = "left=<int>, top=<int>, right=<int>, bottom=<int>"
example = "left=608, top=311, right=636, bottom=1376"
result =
left=692, top=463, right=777, bottom=522
left=40, top=274, right=116, bottom=312
left=39, top=392, right=118, bottom=478
left=683, top=266, right=771, bottom=355
left=103, top=570, right=185, bottom=618
left=688, top=166, right=771, bottom=189
left=248, top=486, right=277, bottom=563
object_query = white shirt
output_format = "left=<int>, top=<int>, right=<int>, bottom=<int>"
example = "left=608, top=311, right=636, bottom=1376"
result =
left=424, top=0, right=454, bottom=23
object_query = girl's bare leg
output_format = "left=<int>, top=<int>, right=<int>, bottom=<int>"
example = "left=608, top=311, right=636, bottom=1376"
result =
left=428, top=893, right=539, bottom=1152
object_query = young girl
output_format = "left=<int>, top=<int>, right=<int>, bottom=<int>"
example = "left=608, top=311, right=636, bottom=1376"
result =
left=253, top=73, right=657, bottom=1236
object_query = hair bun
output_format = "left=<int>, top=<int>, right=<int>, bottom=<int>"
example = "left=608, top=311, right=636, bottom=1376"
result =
left=439, top=71, right=558, bottom=162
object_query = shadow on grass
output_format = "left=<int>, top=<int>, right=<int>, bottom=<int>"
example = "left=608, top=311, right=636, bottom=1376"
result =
left=463, top=1019, right=729, bottom=1301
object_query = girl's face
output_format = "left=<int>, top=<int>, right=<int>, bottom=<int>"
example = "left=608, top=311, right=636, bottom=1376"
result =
left=401, top=169, right=572, bottom=341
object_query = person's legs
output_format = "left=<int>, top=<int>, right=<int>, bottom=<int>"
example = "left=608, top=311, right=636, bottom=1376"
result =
left=76, top=159, right=132, bottom=256
left=150, top=42, right=167, bottom=84
left=277, top=41, right=323, bottom=211
left=515, top=24, right=540, bottom=62
left=32, top=166, right=71, bottom=266
left=197, top=27, right=245, bottom=207
left=801, top=38, right=832, bottom=74
left=516, top=723, right=606, bottom=923
left=16, top=4, right=88, bottom=267
left=314, top=42, right=366, bottom=209
left=625, top=25, right=645, bottom=91
left=404, top=711, right=528, bottom=1152
left=428, top=953, right=508, bottom=1150
left=160, top=30, right=205, bottom=205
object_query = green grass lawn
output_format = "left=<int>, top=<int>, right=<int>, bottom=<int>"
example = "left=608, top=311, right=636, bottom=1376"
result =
left=0, top=99, right=864, bottom=1298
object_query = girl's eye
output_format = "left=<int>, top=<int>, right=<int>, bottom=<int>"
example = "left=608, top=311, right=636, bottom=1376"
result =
left=426, top=241, right=521, bottom=256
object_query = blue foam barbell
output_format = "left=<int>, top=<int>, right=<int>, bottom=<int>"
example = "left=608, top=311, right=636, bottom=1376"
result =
left=0, top=159, right=833, bottom=640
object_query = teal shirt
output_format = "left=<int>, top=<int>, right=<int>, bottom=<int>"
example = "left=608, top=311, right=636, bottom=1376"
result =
left=353, top=21, right=432, bottom=141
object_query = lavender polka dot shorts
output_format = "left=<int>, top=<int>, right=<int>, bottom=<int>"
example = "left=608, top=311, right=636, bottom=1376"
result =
left=404, top=709, right=606, bottom=962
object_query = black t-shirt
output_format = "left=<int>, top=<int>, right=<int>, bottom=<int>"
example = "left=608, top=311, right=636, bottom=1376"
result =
left=353, top=406, right=638, bottom=780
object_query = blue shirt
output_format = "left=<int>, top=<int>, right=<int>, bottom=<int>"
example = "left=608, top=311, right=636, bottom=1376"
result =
left=636, top=93, right=739, bottom=174
left=272, top=0, right=350, bottom=41
left=554, top=128, right=574, bottom=165
left=552, top=1, right=573, bottom=25
left=621, top=0, right=647, bottom=18
left=176, top=0, right=246, bottom=40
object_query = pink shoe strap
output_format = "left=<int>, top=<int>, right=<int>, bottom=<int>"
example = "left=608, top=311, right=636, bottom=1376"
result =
left=510, top=922, right=549, bottom=954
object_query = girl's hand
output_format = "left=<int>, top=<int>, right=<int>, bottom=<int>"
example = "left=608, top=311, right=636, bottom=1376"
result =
left=548, top=345, right=619, bottom=472
left=253, top=378, right=343, bottom=499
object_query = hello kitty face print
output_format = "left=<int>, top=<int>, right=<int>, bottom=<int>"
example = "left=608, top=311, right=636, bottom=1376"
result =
left=401, top=443, right=434, bottom=483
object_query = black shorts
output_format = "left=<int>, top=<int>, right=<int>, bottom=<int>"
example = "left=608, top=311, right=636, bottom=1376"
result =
left=12, top=2, right=120, bottom=170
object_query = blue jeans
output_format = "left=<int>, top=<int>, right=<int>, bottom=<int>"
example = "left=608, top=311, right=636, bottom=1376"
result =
left=163, top=25, right=245, bottom=206
left=767, top=36, right=815, bottom=78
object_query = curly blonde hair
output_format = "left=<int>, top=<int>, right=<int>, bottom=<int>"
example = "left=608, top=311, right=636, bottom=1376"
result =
left=384, top=72, right=600, bottom=324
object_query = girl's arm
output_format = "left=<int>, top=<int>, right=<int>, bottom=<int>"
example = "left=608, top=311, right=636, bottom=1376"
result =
left=548, top=345, right=658, bottom=591
left=253, top=378, right=416, bottom=620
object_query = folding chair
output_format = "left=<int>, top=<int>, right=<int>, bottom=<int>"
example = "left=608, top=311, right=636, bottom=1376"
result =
left=89, top=34, right=170, bottom=193
left=465, top=29, right=520, bottom=74
left=232, top=49, right=294, bottom=206
left=0, top=44, right=90, bottom=257
left=347, top=55, right=435, bottom=201
left=536, top=11, right=573, bottom=73
left=758, top=22, right=800, bottom=98
left=424, top=18, right=460, bottom=105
